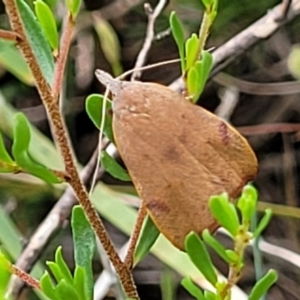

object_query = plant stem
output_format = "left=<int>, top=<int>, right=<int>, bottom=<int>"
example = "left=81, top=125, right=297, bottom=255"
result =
left=220, top=229, right=250, bottom=299
left=197, top=11, right=211, bottom=61
left=52, top=12, right=74, bottom=103
left=124, top=203, right=147, bottom=269
left=10, top=264, right=41, bottom=290
left=0, top=29, right=20, bottom=41
left=3, top=0, right=139, bottom=298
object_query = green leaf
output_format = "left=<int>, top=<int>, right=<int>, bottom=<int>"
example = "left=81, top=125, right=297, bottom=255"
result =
left=34, top=0, right=59, bottom=51
left=181, top=277, right=205, bottom=300
left=288, top=45, right=300, bottom=80
left=185, top=232, right=217, bottom=286
left=16, top=0, right=54, bottom=85
left=212, top=0, right=218, bottom=12
left=185, top=34, right=199, bottom=71
left=0, top=132, right=13, bottom=164
left=12, top=113, right=31, bottom=156
left=210, top=10, right=217, bottom=23
left=187, top=63, right=200, bottom=102
left=0, top=132, right=18, bottom=173
left=65, top=0, right=82, bottom=18
left=85, top=94, right=114, bottom=142
left=209, top=193, right=239, bottom=236
left=101, top=151, right=131, bottom=181
left=248, top=269, right=278, bottom=300
left=47, top=261, right=63, bottom=283
left=238, top=184, right=258, bottom=225
left=56, top=279, right=80, bottom=300
left=202, top=0, right=214, bottom=9
left=0, top=251, right=11, bottom=297
left=170, top=12, right=185, bottom=73
left=12, top=113, right=61, bottom=183
left=197, top=51, right=213, bottom=95
left=73, top=266, right=88, bottom=300
left=93, top=16, right=123, bottom=76
left=40, top=272, right=58, bottom=300
left=253, top=209, right=272, bottom=238
left=55, top=246, right=74, bottom=285
left=204, top=290, right=217, bottom=300
left=71, top=205, right=95, bottom=300
left=0, top=93, right=63, bottom=170
left=134, top=215, right=160, bottom=266
left=202, top=229, right=231, bottom=264
left=15, top=151, right=61, bottom=183
left=224, top=250, right=239, bottom=263
left=0, top=40, right=34, bottom=85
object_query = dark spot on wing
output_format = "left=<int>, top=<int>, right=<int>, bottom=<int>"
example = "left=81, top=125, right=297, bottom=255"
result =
left=219, top=122, right=230, bottom=145
left=164, top=145, right=181, bottom=160
left=146, top=200, right=170, bottom=213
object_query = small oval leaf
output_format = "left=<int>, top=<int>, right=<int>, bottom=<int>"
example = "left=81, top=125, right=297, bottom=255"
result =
left=238, top=184, right=258, bottom=224
left=56, top=279, right=80, bottom=300
left=134, top=215, right=160, bottom=266
left=12, top=113, right=61, bottom=183
left=202, top=229, right=231, bottom=263
left=185, top=232, right=217, bottom=286
left=40, top=272, right=58, bottom=300
left=34, top=0, right=59, bottom=51
left=55, top=247, right=74, bottom=285
left=253, top=209, right=272, bottom=238
left=181, top=277, right=205, bottom=300
left=72, top=205, right=95, bottom=300
left=0, top=40, right=34, bottom=85
left=170, top=11, right=185, bottom=72
left=248, top=269, right=278, bottom=300
left=85, top=94, right=114, bottom=142
left=185, top=34, right=199, bottom=71
left=209, top=193, right=240, bottom=236
left=12, top=113, right=31, bottom=158
left=0, top=132, right=13, bottom=164
left=101, top=150, right=131, bottom=182
left=73, top=266, right=88, bottom=300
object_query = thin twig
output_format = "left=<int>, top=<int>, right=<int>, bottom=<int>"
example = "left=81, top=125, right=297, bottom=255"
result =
left=215, top=85, right=239, bottom=121
left=89, top=87, right=111, bottom=195
left=275, top=0, right=292, bottom=21
left=0, top=29, right=21, bottom=41
left=131, top=0, right=167, bottom=80
left=9, top=264, right=41, bottom=291
left=213, top=72, right=300, bottom=95
left=52, top=12, right=75, bottom=103
left=124, top=203, right=147, bottom=269
left=237, top=123, right=300, bottom=136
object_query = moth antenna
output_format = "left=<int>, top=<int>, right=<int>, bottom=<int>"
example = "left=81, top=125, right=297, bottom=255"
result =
left=118, top=58, right=181, bottom=80
left=89, top=87, right=110, bottom=195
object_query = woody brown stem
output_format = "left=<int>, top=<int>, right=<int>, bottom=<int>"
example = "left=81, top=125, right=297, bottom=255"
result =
left=52, top=12, right=74, bottom=103
left=3, top=0, right=138, bottom=298
left=10, top=264, right=41, bottom=291
left=0, top=29, right=20, bottom=41
left=124, top=203, right=147, bottom=269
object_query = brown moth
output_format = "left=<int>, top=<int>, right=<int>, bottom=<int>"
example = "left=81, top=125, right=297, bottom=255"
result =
left=96, top=70, right=258, bottom=250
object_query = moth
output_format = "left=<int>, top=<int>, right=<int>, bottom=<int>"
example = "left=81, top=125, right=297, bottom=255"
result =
left=96, top=70, right=258, bottom=250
